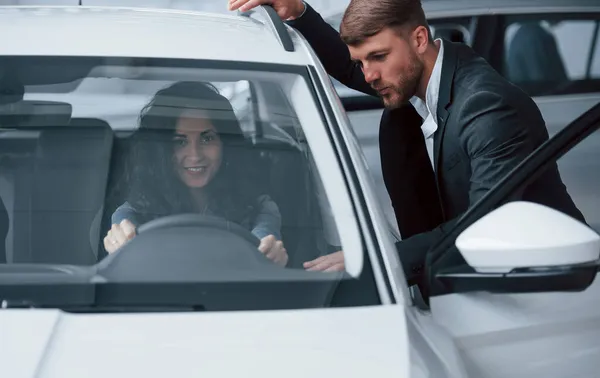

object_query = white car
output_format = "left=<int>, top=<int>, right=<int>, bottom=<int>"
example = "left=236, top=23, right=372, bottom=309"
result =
left=0, top=4, right=599, bottom=378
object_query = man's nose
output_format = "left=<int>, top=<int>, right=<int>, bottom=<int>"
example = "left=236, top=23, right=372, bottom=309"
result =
left=363, top=65, right=380, bottom=84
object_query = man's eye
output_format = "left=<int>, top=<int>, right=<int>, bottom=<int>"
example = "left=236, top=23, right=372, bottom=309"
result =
left=372, top=54, right=386, bottom=61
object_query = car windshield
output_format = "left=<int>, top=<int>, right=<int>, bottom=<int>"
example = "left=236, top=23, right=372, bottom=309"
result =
left=0, top=57, right=378, bottom=311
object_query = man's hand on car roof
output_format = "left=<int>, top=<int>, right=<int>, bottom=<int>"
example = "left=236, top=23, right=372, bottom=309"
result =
left=228, top=0, right=306, bottom=21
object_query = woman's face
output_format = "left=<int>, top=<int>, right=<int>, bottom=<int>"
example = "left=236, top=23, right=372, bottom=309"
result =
left=172, top=110, right=223, bottom=189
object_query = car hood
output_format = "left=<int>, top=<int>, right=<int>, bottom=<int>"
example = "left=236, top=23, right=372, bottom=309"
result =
left=2, top=305, right=420, bottom=378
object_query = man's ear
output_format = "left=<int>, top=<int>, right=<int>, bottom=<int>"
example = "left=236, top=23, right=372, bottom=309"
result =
left=413, top=25, right=430, bottom=54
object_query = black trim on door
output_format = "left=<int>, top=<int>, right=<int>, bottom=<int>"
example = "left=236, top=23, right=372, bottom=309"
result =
left=340, top=95, right=384, bottom=112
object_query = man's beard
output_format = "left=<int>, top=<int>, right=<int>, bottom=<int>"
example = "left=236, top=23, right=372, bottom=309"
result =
left=376, top=59, right=423, bottom=109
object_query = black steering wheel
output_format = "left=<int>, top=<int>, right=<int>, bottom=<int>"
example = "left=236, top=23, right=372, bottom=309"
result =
left=137, top=213, right=261, bottom=247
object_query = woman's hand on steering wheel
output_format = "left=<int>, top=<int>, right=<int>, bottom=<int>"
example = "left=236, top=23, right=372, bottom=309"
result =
left=258, top=235, right=288, bottom=267
left=104, top=219, right=137, bottom=254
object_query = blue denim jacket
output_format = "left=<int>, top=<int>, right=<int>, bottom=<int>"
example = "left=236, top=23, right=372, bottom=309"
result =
left=111, top=194, right=282, bottom=241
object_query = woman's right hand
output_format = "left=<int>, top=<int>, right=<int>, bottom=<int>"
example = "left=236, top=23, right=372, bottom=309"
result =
left=258, top=235, right=289, bottom=267
left=103, top=219, right=137, bottom=254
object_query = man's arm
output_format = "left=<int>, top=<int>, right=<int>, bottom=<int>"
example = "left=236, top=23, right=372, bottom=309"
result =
left=398, top=91, right=541, bottom=281
left=286, top=2, right=377, bottom=96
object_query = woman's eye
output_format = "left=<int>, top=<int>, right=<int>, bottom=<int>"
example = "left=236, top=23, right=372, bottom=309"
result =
left=200, top=134, right=217, bottom=144
left=173, top=138, right=187, bottom=147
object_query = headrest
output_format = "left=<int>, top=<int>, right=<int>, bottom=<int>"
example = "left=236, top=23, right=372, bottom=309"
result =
left=0, top=100, right=72, bottom=128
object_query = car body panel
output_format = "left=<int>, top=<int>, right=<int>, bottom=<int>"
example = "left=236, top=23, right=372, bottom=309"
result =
left=430, top=273, right=600, bottom=378
left=0, top=6, right=312, bottom=65
left=2, top=306, right=415, bottom=378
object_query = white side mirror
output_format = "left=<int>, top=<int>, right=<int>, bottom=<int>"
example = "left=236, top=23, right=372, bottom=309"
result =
left=456, top=202, right=600, bottom=273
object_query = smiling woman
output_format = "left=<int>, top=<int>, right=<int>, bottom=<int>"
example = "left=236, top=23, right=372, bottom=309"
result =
left=105, top=81, right=289, bottom=266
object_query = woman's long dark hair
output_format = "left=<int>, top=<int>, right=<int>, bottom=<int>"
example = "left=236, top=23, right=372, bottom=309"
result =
left=124, top=81, right=262, bottom=225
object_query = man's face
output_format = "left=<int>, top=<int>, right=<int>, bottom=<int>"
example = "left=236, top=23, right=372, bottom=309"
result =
left=348, top=27, right=424, bottom=109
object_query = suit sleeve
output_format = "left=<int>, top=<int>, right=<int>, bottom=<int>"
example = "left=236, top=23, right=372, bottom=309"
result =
left=398, top=91, right=539, bottom=282
left=286, top=3, right=377, bottom=97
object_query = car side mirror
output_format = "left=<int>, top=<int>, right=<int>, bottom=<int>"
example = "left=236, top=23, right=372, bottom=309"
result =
left=435, top=202, right=600, bottom=294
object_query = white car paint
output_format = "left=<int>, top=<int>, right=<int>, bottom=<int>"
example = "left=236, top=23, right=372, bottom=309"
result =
left=456, top=202, right=600, bottom=273
left=431, top=274, right=600, bottom=378
left=0, top=6, right=312, bottom=65
left=431, top=202, right=600, bottom=378
left=2, top=306, right=414, bottom=378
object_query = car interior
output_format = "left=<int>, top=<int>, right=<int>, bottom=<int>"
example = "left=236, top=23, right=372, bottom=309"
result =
left=0, top=60, right=339, bottom=271
left=0, top=58, right=385, bottom=310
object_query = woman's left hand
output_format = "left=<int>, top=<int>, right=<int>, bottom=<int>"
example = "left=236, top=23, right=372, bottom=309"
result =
left=258, top=235, right=288, bottom=267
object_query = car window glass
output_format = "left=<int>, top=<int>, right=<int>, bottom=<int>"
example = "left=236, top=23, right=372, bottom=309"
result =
left=467, top=122, right=600, bottom=233
left=429, top=17, right=475, bottom=46
left=555, top=129, right=600, bottom=233
left=214, top=81, right=255, bottom=136
left=590, top=26, right=600, bottom=77
left=431, top=25, right=468, bottom=44
left=0, top=58, right=361, bottom=288
left=503, top=16, right=600, bottom=96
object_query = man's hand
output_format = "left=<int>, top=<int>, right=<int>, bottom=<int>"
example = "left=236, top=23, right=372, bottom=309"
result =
left=259, top=235, right=289, bottom=267
left=228, top=0, right=305, bottom=21
left=103, top=219, right=136, bottom=254
left=304, top=250, right=344, bottom=272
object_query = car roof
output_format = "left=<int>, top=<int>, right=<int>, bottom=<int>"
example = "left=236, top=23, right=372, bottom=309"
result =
left=0, top=6, right=313, bottom=65
left=422, top=0, right=600, bottom=16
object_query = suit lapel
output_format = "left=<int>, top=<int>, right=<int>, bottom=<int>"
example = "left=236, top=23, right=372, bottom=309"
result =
left=433, top=40, right=458, bottom=174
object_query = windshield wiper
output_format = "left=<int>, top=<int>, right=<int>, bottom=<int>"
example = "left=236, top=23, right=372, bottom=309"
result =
left=1, top=297, right=205, bottom=312
left=1, top=299, right=37, bottom=309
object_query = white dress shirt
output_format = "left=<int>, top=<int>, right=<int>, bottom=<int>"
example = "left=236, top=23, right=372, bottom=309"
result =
left=409, top=39, right=445, bottom=170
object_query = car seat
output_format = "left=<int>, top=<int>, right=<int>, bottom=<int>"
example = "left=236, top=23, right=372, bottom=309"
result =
left=12, top=118, right=113, bottom=264
left=251, top=135, right=330, bottom=268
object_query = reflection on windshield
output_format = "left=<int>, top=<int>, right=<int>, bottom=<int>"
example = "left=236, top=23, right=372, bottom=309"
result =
left=0, top=59, right=338, bottom=265
left=0, top=57, right=380, bottom=310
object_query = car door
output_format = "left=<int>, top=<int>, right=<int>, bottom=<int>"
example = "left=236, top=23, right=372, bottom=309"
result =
left=415, top=103, right=600, bottom=378
left=495, top=12, right=600, bottom=137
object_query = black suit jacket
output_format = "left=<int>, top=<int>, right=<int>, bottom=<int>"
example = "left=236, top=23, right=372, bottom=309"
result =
left=288, top=4, right=585, bottom=280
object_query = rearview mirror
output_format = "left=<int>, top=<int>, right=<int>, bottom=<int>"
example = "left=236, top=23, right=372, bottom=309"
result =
left=435, top=202, right=600, bottom=294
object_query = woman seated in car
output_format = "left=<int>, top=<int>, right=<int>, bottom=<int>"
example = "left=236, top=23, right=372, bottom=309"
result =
left=102, top=81, right=288, bottom=266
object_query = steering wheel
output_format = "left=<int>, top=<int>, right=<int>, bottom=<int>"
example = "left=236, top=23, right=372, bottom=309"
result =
left=137, top=213, right=261, bottom=248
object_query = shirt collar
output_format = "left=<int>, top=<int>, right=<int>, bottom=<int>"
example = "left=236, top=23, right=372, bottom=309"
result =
left=409, top=38, right=445, bottom=123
